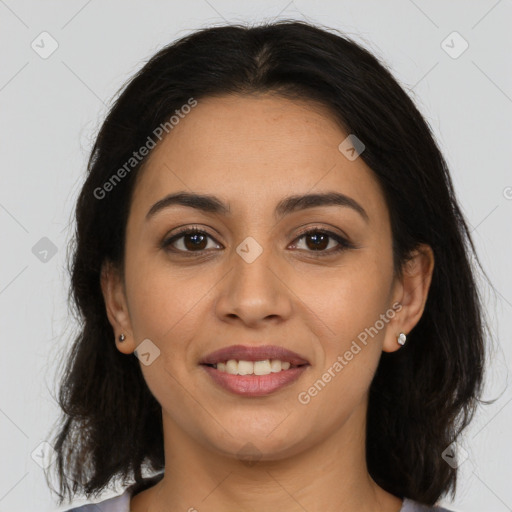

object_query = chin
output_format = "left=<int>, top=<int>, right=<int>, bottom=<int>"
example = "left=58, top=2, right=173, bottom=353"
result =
left=202, top=428, right=311, bottom=463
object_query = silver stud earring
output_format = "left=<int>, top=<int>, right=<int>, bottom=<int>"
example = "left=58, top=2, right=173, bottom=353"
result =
left=397, top=332, right=407, bottom=346
left=118, top=334, right=126, bottom=342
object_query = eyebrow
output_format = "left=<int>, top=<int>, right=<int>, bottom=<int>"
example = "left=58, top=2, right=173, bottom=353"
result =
left=145, top=191, right=369, bottom=223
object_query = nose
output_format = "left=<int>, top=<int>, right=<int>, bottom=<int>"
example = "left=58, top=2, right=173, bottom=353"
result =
left=214, top=241, right=293, bottom=328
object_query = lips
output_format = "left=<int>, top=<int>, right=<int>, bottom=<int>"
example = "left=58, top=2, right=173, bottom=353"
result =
left=201, top=364, right=308, bottom=396
left=199, top=344, right=310, bottom=366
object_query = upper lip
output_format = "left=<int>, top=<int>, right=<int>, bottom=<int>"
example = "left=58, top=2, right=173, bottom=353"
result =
left=199, top=344, right=310, bottom=366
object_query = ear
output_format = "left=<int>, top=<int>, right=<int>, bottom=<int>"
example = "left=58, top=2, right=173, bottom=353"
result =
left=382, top=244, right=435, bottom=353
left=100, top=260, right=135, bottom=355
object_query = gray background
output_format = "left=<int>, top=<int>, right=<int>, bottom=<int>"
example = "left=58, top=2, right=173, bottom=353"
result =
left=1, top=1, right=511, bottom=511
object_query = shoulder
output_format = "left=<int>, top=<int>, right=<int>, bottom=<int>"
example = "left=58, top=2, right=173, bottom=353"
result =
left=62, top=472, right=164, bottom=511
left=401, top=497, right=458, bottom=512
left=62, top=488, right=130, bottom=512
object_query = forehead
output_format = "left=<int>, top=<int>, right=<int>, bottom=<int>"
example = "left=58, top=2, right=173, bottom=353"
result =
left=130, top=93, right=387, bottom=224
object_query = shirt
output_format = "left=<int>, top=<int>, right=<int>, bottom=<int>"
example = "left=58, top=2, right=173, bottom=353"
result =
left=63, top=479, right=456, bottom=512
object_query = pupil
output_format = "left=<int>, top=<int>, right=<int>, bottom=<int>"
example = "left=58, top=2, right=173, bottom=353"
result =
left=182, top=232, right=330, bottom=252
left=185, top=233, right=207, bottom=250
left=307, top=233, right=328, bottom=251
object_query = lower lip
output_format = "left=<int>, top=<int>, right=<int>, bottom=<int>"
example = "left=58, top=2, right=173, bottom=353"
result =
left=200, top=364, right=309, bottom=397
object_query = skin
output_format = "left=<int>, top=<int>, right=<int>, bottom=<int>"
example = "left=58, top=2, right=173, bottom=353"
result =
left=101, top=93, right=434, bottom=512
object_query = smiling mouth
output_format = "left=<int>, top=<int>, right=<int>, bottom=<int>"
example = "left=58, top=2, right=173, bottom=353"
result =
left=200, top=361, right=310, bottom=397
left=202, top=359, right=308, bottom=376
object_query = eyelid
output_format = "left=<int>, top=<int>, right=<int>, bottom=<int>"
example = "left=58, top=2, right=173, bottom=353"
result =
left=293, top=224, right=351, bottom=244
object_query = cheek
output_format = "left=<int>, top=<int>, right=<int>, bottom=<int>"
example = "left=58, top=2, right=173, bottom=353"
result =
left=124, top=248, right=220, bottom=349
left=308, top=258, right=392, bottom=341
left=297, top=269, right=389, bottom=416
left=126, top=269, right=202, bottom=340
left=307, top=257, right=393, bottom=388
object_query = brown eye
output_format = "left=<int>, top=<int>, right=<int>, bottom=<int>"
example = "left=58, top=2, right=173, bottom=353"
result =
left=162, top=226, right=353, bottom=257
left=162, top=228, right=221, bottom=253
left=291, top=228, right=353, bottom=255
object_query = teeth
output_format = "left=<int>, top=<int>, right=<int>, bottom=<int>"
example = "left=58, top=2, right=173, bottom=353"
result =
left=213, top=359, right=292, bottom=375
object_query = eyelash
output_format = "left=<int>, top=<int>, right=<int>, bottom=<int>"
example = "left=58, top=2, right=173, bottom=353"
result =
left=161, top=225, right=354, bottom=257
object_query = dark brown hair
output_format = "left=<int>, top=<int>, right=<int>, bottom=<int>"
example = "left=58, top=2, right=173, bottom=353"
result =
left=46, top=19, right=495, bottom=507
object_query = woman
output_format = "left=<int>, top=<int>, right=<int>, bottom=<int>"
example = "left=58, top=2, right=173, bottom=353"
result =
left=47, top=20, right=490, bottom=512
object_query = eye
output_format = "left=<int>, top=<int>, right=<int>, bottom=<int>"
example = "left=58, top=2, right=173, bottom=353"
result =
left=161, top=226, right=354, bottom=256
left=290, top=227, right=353, bottom=256
left=162, top=227, right=221, bottom=253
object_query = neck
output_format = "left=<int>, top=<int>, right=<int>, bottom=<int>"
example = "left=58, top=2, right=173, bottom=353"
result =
left=132, top=400, right=403, bottom=512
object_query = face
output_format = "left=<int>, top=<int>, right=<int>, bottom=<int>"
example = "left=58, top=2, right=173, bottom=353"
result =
left=102, top=93, right=432, bottom=461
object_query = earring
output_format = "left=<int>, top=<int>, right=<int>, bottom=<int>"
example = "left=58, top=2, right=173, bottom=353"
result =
left=118, top=333, right=126, bottom=342
left=397, top=332, right=407, bottom=346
